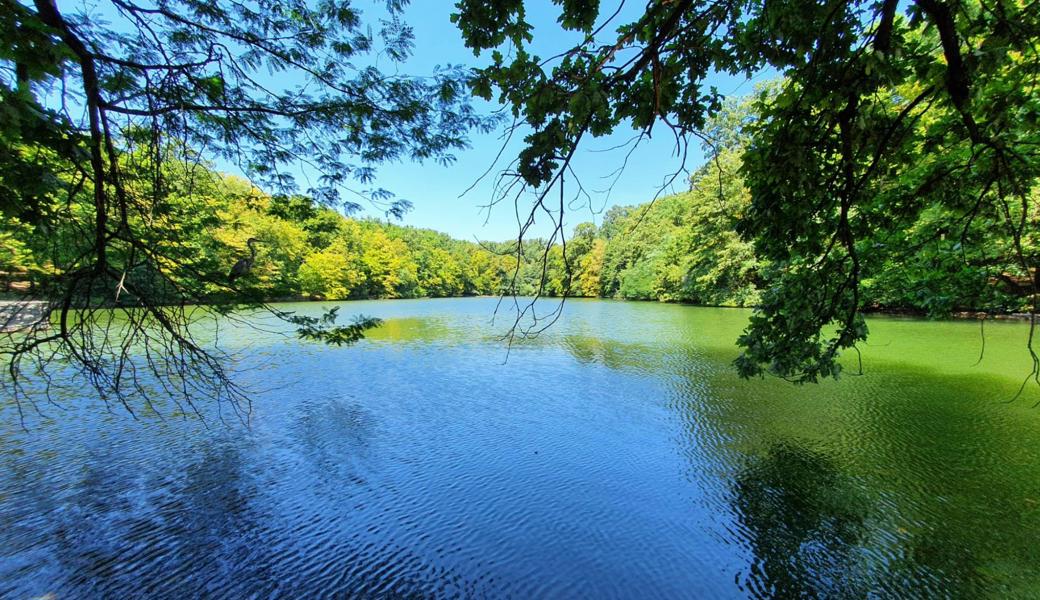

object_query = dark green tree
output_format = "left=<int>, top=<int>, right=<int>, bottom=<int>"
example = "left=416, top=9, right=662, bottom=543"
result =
left=453, top=0, right=1040, bottom=384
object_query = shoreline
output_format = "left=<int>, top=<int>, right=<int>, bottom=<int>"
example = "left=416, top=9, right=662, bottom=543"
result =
left=1, top=295, right=1034, bottom=325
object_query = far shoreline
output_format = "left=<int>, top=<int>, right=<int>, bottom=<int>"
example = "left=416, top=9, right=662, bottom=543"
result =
left=2, top=295, right=1034, bottom=333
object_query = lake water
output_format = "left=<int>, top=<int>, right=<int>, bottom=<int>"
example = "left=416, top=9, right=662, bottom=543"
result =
left=2, top=298, right=1039, bottom=599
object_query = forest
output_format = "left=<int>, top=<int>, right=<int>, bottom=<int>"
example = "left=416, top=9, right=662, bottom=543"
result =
left=4, top=102, right=1035, bottom=318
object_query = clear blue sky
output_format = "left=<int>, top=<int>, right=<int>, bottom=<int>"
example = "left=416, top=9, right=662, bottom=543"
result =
left=363, top=1, right=765, bottom=241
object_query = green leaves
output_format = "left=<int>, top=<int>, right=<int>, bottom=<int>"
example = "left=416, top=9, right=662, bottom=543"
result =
left=287, top=308, right=382, bottom=347
left=556, top=0, right=601, bottom=32
left=452, top=0, right=531, bottom=53
left=0, top=1, right=503, bottom=408
left=456, top=0, right=1040, bottom=383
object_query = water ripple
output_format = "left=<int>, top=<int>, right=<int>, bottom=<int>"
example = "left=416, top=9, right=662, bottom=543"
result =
left=2, top=298, right=1039, bottom=598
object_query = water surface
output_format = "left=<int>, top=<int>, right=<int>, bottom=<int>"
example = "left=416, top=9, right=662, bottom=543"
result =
left=2, top=298, right=1039, bottom=598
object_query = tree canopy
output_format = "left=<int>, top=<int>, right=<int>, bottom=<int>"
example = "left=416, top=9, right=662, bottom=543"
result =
left=0, top=0, right=491, bottom=414
left=453, top=0, right=1040, bottom=384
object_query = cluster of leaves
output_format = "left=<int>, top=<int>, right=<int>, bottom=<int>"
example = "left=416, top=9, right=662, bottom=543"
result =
left=285, top=308, right=381, bottom=347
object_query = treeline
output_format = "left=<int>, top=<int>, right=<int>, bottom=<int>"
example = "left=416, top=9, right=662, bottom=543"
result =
left=546, top=142, right=1037, bottom=316
left=1, top=147, right=758, bottom=306
left=0, top=123, right=762, bottom=306
left=231, top=188, right=512, bottom=301
left=524, top=92, right=1039, bottom=317
left=0, top=149, right=507, bottom=301
left=541, top=147, right=761, bottom=307
left=3, top=115, right=1035, bottom=315
left=4, top=152, right=1036, bottom=315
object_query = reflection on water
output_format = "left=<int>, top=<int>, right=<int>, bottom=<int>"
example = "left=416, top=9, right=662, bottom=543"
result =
left=731, top=443, right=871, bottom=599
left=1, top=297, right=1039, bottom=598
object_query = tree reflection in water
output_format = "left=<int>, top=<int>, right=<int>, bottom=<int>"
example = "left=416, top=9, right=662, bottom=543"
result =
left=731, top=443, right=871, bottom=599
left=48, top=439, right=276, bottom=598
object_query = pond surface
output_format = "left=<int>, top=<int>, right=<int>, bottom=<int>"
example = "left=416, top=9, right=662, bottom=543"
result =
left=2, top=298, right=1039, bottom=599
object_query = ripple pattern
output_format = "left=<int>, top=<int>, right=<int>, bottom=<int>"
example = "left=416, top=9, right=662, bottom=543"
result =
left=2, top=298, right=1039, bottom=599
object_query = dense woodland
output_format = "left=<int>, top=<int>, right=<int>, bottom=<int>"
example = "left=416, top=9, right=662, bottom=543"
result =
left=4, top=101, right=1035, bottom=317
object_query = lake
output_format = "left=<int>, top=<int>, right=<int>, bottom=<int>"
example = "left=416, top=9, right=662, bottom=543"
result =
left=2, top=297, right=1039, bottom=599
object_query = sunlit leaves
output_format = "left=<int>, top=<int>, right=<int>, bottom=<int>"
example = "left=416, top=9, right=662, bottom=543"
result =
left=455, top=0, right=1040, bottom=383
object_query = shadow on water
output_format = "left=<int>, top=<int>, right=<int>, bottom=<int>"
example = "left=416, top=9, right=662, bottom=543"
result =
left=724, top=435, right=1000, bottom=599
left=291, top=397, right=376, bottom=488
left=729, top=442, right=871, bottom=599
left=0, top=434, right=276, bottom=598
left=1, top=387, right=510, bottom=599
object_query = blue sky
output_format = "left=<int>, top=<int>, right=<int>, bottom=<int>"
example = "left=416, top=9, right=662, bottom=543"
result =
left=363, top=1, right=765, bottom=241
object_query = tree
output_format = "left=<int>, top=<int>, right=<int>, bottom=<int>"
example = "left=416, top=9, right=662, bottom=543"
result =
left=0, top=0, right=491, bottom=416
left=454, top=0, right=1040, bottom=384
left=359, top=224, right=411, bottom=298
left=0, top=218, right=40, bottom=292
left=571, top=224, right=605, bottom=297
left=298, top=241, right=364, bottom=300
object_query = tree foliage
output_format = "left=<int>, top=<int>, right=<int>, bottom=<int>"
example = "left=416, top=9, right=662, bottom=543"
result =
left=4, top=0, right=1040, bottom=413
left=0, top=0, right=491, bottom=415
left=454, top=0, right=1040, bottom=384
